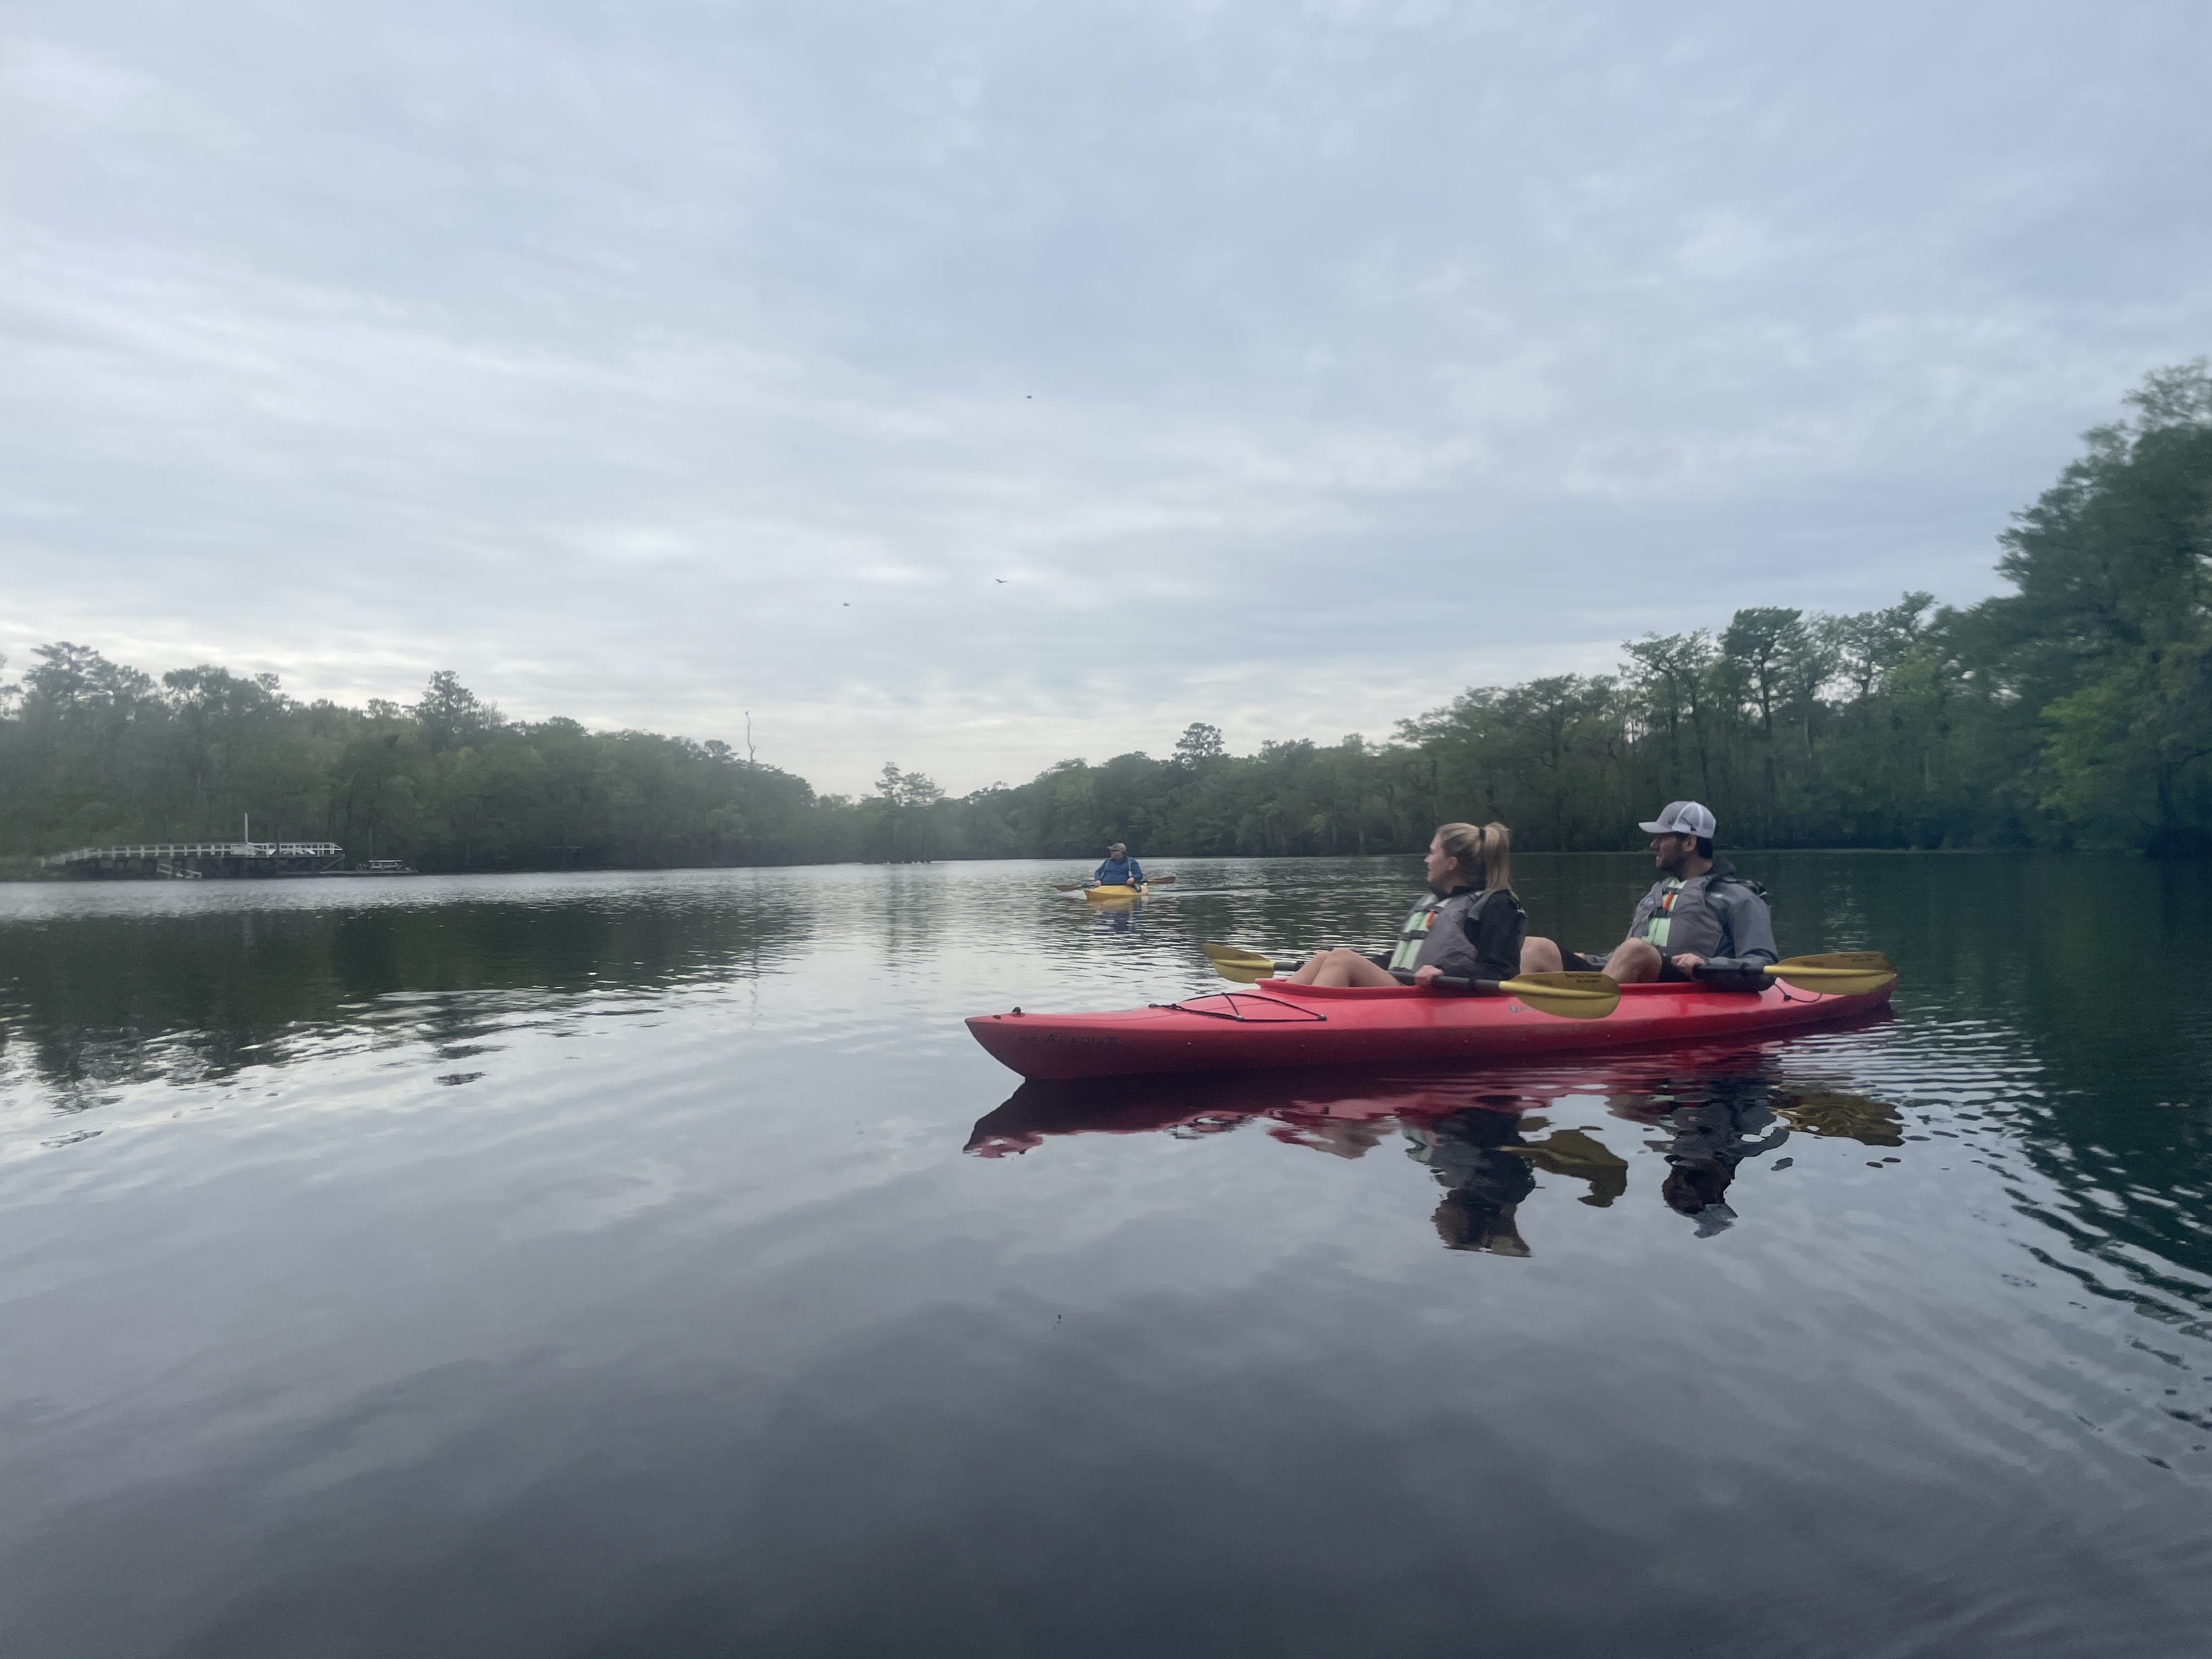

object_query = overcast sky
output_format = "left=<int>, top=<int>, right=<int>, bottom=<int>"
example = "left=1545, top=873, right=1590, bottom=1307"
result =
left=4, top=1, right=2208, bottom=794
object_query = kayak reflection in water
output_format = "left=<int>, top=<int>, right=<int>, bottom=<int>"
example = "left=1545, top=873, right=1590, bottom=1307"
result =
left=1412, top=1106, right=1638, bottom=1254
left=1288, top=822, right=1525, bottom=988
left=1404, top=1104, right=1539, bottom=1256
left=1612, top=1072, right=1792, bottom=1237
left=966, top=1047, right=1899, bottom=1249
left=1096, top=901, right=1141, bottom=934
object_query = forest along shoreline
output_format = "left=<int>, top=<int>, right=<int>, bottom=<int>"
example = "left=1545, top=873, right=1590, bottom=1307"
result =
left=4, top=363, right=2209, bottom=876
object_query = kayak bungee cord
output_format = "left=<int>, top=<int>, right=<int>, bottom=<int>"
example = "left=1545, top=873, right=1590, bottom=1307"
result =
left=1149, top=993, right=1328, bottom=1023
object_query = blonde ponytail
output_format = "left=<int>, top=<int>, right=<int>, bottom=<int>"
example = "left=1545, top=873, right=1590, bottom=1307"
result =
left=1435, top=821, right=1513, bottom=895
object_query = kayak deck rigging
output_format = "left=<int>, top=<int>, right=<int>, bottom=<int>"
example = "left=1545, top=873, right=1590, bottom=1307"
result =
left=1152, top=992, right=1328, bottom=1022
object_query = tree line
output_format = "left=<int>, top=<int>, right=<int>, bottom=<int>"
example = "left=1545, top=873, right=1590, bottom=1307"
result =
left=4, top=363, right=2208, bottom=873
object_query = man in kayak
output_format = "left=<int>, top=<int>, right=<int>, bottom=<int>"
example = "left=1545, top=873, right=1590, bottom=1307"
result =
left=1289, top=821, right=1526, bottom=987
left=1520, top=800, right=1777, bottom=984
left=1087, top=842, right=1144, bottom=889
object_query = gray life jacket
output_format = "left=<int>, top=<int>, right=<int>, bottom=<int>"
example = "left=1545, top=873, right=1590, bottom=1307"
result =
left=1627, top=859, right=1778, bottom=966
left=1387, top=887, right=1521, bottom=977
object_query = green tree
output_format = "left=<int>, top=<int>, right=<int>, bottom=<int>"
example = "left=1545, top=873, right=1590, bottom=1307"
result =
left=5, top=365, right=2207, bottom=868
left=1966, top=360, right=2212, bottom=850
left=1173, top=722, right=1226, bottom=768
left=413, top=670, right=501, bottom=754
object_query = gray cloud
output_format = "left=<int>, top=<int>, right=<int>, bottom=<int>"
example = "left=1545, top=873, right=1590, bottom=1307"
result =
left=4, top=0, right=2208, bottom=792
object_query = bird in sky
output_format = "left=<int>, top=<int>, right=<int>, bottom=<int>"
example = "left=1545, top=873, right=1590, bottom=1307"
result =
left=995, top=578, right=1007, bottom=584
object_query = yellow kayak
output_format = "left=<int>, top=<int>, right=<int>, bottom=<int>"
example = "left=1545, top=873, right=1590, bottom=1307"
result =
left=1085, top=883, right=1148, bottom=904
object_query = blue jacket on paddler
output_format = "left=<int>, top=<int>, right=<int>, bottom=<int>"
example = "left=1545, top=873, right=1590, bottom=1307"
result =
left=1376, top=884, right=1526, bottom=983
left=1093, top=849, right=1144, bottom=886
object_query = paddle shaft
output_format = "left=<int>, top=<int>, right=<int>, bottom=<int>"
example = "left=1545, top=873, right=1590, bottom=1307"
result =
left=1054, top=874, right=1177, bottom=891
left=1391, top=968, right=1501, bottom=995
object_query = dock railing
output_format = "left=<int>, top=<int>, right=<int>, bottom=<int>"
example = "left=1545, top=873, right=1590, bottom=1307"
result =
left=43, top=841, right=346, bottom=868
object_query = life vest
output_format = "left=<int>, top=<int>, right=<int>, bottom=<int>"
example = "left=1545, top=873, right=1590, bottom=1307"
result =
left=1630, top=865, right=1770, bottom=961
left=1639, top=878, right=1688, bottom=950
left=1387, top=888, right=1508, bottom=972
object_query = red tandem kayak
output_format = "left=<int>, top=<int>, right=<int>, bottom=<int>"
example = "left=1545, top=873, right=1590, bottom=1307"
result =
left=966, top=975, right=1895, bottom=1080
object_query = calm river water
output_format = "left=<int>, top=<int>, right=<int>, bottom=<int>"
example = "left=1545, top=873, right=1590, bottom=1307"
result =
left=2, top=853, right=2209, bottom=1657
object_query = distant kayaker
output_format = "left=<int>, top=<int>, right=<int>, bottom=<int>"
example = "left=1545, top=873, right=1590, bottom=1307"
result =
left=1087, top=842, right=1145, bottom=889
left=1288, top=822, right=1525, bottom=988
left=1520, top=800, right=1778, bottom=983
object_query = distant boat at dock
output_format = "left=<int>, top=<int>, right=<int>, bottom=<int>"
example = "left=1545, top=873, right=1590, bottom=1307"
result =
left=38, top=844, right=420, bottom=880
left=42, top=840, right=347, bottom=879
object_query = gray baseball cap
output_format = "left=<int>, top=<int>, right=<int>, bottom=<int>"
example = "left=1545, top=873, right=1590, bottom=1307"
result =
left=1638, top=800, right=1717, bottom=838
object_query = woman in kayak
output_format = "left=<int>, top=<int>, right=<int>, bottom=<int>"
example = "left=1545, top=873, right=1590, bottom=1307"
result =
left=1288, top=822, right=1525, bottom=988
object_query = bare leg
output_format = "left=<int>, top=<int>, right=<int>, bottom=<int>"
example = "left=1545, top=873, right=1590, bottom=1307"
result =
left=1314, top=949, right=1400, bottom=987
left=1604, top=938, right=1662, bottom=984
left=1291, top=947, right=1400, bottom=988
left=1520, top=937, right=1563, bottom=974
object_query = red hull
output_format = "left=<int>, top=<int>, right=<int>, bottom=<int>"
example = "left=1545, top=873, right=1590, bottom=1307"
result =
left=965, top=976, right=1895, bottom=1080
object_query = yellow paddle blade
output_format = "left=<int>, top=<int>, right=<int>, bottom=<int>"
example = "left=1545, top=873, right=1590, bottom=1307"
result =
left=1765, top=951, right=1897, bottom=996
left=1499, top=971, right=1620, bottom=1020
left=1776, top=951, right=1895, bottom=973
left=1200, top=943, right=1285, bottom=983
left=1770, top=967, right=1895, bottom=995
left=1210, top=959, right=1274, bottom=984
left=1200, top=941, right=1277, bottom=967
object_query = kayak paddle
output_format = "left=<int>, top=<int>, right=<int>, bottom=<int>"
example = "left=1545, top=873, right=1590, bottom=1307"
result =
left=1762, top=951, right=1895, bottom=995
left=1689, top=951, right=1896, bottom=994
left=1053, top=874, right=1177, bottom=892
left=1198, top=944, right=1620, bottom=1020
